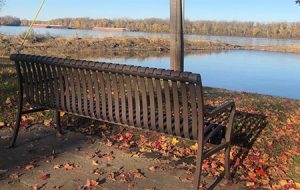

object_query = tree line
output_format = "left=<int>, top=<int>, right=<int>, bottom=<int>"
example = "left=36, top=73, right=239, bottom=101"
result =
left=1, top=16, right=300, bottom=39
left=0, top=16, right=21, bottom=26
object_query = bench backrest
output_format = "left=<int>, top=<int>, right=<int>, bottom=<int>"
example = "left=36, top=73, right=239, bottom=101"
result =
left=11, top=54, right=205, bottom=140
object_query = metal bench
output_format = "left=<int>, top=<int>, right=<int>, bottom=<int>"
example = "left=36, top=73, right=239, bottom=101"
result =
left=9, top=54, right=235, bottom=190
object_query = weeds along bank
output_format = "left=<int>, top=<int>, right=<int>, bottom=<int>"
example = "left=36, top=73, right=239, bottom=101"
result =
left=1, top=34, right=299, bottom=58
left=0, top=34, right=238, bottom=57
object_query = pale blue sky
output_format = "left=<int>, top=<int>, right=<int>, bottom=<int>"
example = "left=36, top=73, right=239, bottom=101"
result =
left=0, top=0, right=299, bottom=22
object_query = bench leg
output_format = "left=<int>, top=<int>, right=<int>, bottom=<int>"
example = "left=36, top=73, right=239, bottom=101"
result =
left=194, top=144, right=204, bottom=190
left=9, top=98, right=23, bottom=148
left=224, top=145, right=231, bottom=179
left=224, top=105, right=235, bottom=180
left=55, top=111, right=63, bottom=136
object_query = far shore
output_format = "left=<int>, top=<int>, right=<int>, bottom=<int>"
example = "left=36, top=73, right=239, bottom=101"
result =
left=0, top=35, right=300, bottom=58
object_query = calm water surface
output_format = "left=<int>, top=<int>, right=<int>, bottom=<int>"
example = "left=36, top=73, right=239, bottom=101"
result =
left=1, top=25, right=300, bottom=46
left=96, top=50, right=300, bottom=100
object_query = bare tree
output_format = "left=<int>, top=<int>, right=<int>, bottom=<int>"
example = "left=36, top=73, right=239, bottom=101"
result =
left=296, top=0, right=300, bottom=5
left=0, top=0, right=5, bottom=11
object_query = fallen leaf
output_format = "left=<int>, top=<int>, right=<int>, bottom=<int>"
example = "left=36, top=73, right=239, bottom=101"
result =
left=190, top=143, right=198, bottom=151
left=148, top=166, right=157, bottom=172
left=171, top=138, right=179, bottom=146
left=64, top=163, right=74, bottom=170
left=33, top=184, right=39, bottom=190
left=39, top=173, right=50, bottom=180
left=106, top=139, right=113, bottom=147
left=0, top=122, right=5, bottom=127
left=25, top=164, right=35, bottom=170
left=279, top=180, right=288, bottom=187
left=92, top=160, right=99, bottom=166
left=44, top=119, right=52, bottom=127
left=131, top=152, right=140, bottom=158
left=246, top=181, right=255, bottom=187
left=85, top=179, right=91, bottom=188
left=107, top=172, right=117, bottom=181
left=256, top=168, right=266, bottom=176
left=53, top=165, right=61, bottom=169
left=5, top=97, right=11, bottom=105
left=92, top=168, right=105, bottom=175
left=125, top=169, right=145, bottom=179
left=106, top=155, right=115, bottom=161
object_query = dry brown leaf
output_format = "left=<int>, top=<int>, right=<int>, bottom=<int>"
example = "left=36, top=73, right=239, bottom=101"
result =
left=0, top=122, right=5, bottom=127
left=148, top=166, right=157, bottom=172
left=63, top=163, right=74, bottom=170
left=106, top=155, right=115, bottom=161
left=107, top=172, right=117, bottom=181
left=25, top=164, right=35, bottom=170
left=85, top=179, right=98, bottom=188
left=53, top=165, right=61, bottom=169
left=92, top=160, right=99, bottom=166
left=106, top=139, right=113, bottom=147
left=44, top=119, right=52, bottom=127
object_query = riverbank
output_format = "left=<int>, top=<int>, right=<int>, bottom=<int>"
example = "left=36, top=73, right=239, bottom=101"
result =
left=1, top=35, right=300, bottom=58
left=0, top=61, right=299, bottom=189
left=0, top=35, right=238, bottom=58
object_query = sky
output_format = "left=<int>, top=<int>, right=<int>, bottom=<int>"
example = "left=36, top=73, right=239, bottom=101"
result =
left=0, top=0, right=299, bottom=22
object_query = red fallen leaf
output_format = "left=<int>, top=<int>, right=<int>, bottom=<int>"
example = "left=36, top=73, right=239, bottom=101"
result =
left=39, top=173, right=50, bottom=180
left=256, top=168, right=266, bottom=177
left=151, top=141, right=161, bottom=149
left=85, top=179, right=91, bottom=188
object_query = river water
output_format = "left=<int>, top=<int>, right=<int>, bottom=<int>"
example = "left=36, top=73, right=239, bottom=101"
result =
left=1, top=26, right=300, bottom=100
left=97, top=50, right=300, bottom=100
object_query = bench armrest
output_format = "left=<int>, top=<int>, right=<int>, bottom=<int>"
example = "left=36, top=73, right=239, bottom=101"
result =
left=205, top=100, right=235, bottom=118
left=205, top=100, right=236, bottom=144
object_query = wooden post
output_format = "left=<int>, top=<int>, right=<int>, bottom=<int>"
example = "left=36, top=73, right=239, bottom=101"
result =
left=170, top=0, right=184, bottom=71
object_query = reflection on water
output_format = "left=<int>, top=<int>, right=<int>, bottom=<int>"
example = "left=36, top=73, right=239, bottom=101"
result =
left=1, top=26, right=300, bottom=46
left=96, top=50, right=300, bottom=100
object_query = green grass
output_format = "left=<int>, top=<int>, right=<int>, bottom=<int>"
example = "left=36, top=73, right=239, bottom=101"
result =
left=290, top=155, right=300, bottom=183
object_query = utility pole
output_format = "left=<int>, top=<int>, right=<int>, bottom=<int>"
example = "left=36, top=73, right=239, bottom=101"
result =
left=170, top=0, right=184, bottom=71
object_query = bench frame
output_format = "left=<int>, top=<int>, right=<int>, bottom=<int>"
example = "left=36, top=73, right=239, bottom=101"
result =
left=9, top=54, right=235, bottom=190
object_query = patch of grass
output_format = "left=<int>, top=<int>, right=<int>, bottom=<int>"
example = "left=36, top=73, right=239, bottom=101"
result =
left=290, top=155, right=300, bottom=183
